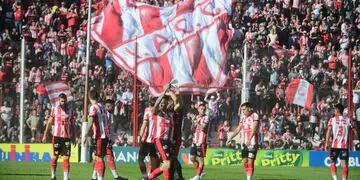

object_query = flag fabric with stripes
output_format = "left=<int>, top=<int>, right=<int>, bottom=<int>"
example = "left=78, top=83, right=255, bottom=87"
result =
left=45, top=81, right=73, bottom=107
left=91, top=0, right=234, bottom=96
left=285, top=79, right=314, bottom=109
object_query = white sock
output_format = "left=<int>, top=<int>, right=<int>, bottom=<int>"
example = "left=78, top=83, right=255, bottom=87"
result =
left=332, top=175, right=337, bottom=180
left=247, top=176, right=252, bottom=180
left=63, top=172, right=69, bottom=180
left=111, top=169, right=119, bottom=178
left=51, top=169, right=56, bottom=178
left=98, top=175, right=103, bottom=180
left=92, top=170, right=97, bottom=179
left=342, top=176, right=347, bottom=180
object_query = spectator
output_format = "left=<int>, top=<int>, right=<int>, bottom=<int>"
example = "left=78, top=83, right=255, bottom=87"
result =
left=26, top=109, right=40, bottom=142
left=217, top=120, right=230, bottom=147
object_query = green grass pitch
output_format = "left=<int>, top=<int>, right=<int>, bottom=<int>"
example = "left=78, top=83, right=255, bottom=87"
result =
left=0, top=162, right=360, bottom=180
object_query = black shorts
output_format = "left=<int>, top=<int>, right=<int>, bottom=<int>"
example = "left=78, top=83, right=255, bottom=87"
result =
left=330, top=148, right=349, bottom=162
left=154, top=139, right=175, bottom=161
left=190, top=143, right=207, bottom=158
left=52, top=136, right=71, bottom=156
left=92, top=138, right=108, bottom=157
left=139, top=142, right=157, bottom=158
left=241, top=145, right=257, bottom=160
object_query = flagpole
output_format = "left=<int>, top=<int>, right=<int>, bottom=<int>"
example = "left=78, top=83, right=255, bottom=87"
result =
left=19, top=38, right=25, bottom=144
left=241, top=42, right=249, bottom=105
left=133, top=38, right=139, bottom=147
left=348, top=48, right=353, bottom=120
left=81, top=0, right=92, bottom=163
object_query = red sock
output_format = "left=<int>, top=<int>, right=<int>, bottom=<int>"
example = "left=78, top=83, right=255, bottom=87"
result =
left=147, top=160, right=152, bottom=173
left=163, top=169, right=170, bottom=180
left=330, top=163, right=337, bottom=176
left=342, top=166, right=348, bottom=179
left=63, top=159, right=70, bottom=173
left=107, top=154, right=116, bottom=171
left=243, top=162, right=248, bottom=173
left=246, top=162, right=254, bottom=177
left=96, top=159, right=105, bottom=177
left=148, top=167, right=162, bottom=179
left=93, top=159, right=97, bottom=171
left=196, top=164, right=204, bottom=176
left=51, top=159, right=57, bottom=171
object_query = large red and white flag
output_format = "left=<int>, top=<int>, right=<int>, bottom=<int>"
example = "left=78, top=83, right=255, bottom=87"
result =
left=91, top=0, right=233, bottom=96
left=285, top=79, right=314, bottom=109
left=45, top=81, right=74, bottom=107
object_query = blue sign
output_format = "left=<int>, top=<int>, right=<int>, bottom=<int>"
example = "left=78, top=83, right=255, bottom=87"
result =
left=310, top=151, right=360, bottom=167
left=112, top=146, right=190, bottom=164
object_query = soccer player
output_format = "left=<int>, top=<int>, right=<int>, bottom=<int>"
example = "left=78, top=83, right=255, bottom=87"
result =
left=227, top=102, right=259, bottom=180
left=148, top=84, right=182, bottom=180
left=83, top=90, right=109, bottom=180
left=91, top=99, right=128, bottom=180
left=42, top=93, right=76, bottom=180
left=138, top=99, right=159, bottom=180
left=171, top=96, right=185, bottom=180
left=325, top=103, right=359, bottom=180
left=190, top=102, right=209, bottom=180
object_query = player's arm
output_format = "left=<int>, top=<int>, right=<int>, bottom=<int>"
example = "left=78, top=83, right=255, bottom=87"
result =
left=227, top=122, right=242, bottom=144
left=169, top=89, right=183, bottom=112
left=139, top=118, right=149, bottom=141
left=325, top=123, right=332, bottom=150
left=249, top=117, right=259, bottom=141
left=70, top=112, right=77, bottom=145
left=153, top=84, right=171, bottom=115
left=42, top=115, right=54, bottom=142
left=84, top=115, right=94, bottom=138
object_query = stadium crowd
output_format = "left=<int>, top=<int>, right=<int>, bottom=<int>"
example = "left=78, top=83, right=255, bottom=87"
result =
left=1, top=0, right=360, bottom=151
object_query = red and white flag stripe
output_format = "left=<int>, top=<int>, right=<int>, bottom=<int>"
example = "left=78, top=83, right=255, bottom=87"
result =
left=285, top=79, right=313, bottom=109
left=45, top=81, right=73, bottom=107
left=91, top=0, right=233, bottom=96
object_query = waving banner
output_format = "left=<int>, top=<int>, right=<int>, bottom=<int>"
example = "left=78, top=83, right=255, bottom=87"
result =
left=91, top=0, right=233, bottom=95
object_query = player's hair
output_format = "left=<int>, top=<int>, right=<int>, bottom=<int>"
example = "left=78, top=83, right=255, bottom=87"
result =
left=162, top=95, right=170, bottom=102
left=240, top=102, right=252, bottom=108
left=58, top=93, right=67, bottom=100
left=89, top=89, right=99, bottom=100
left=105, top=99, right=114, bottom=105
left=149, top=97, right=156, bottom=106
left=334, top=103, right=344, bottom=114
left=198, top=101, right=206, bottom=107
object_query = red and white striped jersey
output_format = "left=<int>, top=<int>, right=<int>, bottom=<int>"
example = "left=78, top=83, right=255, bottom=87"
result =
left=240, top=113, right=259, bottom=146
left=328, top=116, right=354, bottom=149
left=142, top=107, right=154, bottom=143
left=193, top=115, right=209, bottom=145
left=89, top=103, right=109, bottom=139
left=152, top=111, right=174, bottom=141
left=51, top=105, right=74, bottom=138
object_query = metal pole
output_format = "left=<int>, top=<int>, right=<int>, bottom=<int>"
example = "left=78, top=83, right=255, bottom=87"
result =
left=81, top=0, right=92, bottom=163
left=241, top=42, right=249, bottom=105
left=348, top=48, right=353, bottom=119
left=19, top=38, right=25, bottom=144
left=132, top=40, right=139, bottom=147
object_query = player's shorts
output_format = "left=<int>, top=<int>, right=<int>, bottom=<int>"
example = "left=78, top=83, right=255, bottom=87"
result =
left=154, top=139, right=175, bottom=161
left=52, top=136, right=71, bottom=156
left=330, top=148, right=349, bottom=162
left=190, top=143, right=207, bottom=158
left=241, top=145, right=258, bottom=160
left=92, top=138, right=109, bottom=157
left=139, top=142, right=157, bottom=159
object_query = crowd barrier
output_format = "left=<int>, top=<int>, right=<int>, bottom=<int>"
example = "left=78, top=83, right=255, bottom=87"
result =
left=1, top=144, right=359, bottom=167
